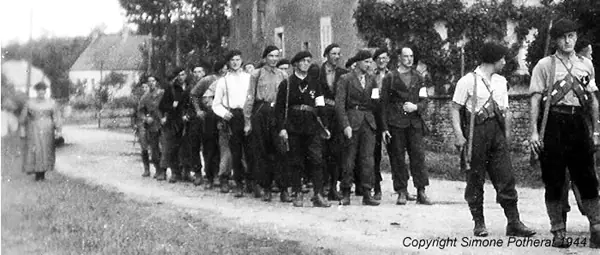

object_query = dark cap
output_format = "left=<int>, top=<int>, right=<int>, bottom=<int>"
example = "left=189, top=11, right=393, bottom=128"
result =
left=372, top=48, right=388, bottom=60
left=225, top=49, right=242, bottom=61
left=291, top=51, right=312, bottom=64
left=345, top=56, right=357, bottom=68
left=479, top=42, right=508, bottom=64
left=353, top=50, right=372, bottom=62
left=276, top=59, right=290, bottom=68
left=262, top=45, right=280, bottom=58
left=323, top=43, right=340, bottom=57
left=33, top=82, right=47, bottom=90
left=550, top=18, right=579, bottom=39
left=170, top=67, right=185, bottom=80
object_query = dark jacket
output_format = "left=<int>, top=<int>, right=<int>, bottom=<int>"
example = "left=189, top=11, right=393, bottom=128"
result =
left=319, top=63, right=349, bottom=101
left=137, top=89, right=164, bottom=132
left=158, top=81, right=192, bottom=124
left=335, top=70, right=378, bottom=131
left=380, top=69, right=428, bottom=132
left=275, top=73, right=326, bottom=135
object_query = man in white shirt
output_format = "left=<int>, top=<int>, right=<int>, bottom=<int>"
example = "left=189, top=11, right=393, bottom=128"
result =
left=212, top=50, right=251, bottom=197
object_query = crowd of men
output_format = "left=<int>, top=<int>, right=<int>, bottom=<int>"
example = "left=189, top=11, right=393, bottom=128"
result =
left=133, top=17, right=599, bottom=248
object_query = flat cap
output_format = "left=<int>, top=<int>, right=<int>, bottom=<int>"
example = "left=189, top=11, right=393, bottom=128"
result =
left=291, top=51, right=312, bottom=64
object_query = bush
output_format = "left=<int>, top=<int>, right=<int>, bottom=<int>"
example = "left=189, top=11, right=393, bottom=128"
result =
left=69, top=96, right=94, bottom=110
left=106, top=96, right=138, bottom=110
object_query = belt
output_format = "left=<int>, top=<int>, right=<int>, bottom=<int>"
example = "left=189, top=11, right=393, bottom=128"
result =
left=348, top=105, right=371, bottom=111
left=290, top=104, right=316, bottom=113
left=550, top=105, right=582, bottom=115
left=256, top=100, right=275, bottom=107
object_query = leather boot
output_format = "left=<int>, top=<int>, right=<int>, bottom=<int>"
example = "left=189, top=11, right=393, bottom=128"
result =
left=234, top=183, right=245, bottom=198
left=416, top=187, right=433, bottom=205
left=220, top=179, right=230, bottom=193
left=469, top=206, right=489, bottom=237
left=156, top=168, right=167, bottom=181
left=503, top=203, right=536, bottom=237
left=373, top=182, right=382, bottom=201
left=193, top=170, right=204, bottom=186
left=181, top=168, right=193, bottom=182
left=312, top=193, right=331, bottom=208
left=340, top=189, right=351, bottom=206
left=551, top=229, right=570, bottom=248
left=280, top=189, right=293, bottom=203
left=355, top=186, right=364, bottom=196
left=262, top=187, right=272, bottom=202
left=396, top=190, right=408, bottom=205
left=327, top=188, right=343, bottom=201
left=362, top=190, right=380, bottom=206
left=254, top=183, right=265, bottom=198
left=293, top=193, right=304, bottom=207
left=141, top=150, right=150, bottom=177
left=204, top=181, right=214, bottom=190
left=168, top=167, right=181, bottom=183
left=581, top=198, right=600, bottom=248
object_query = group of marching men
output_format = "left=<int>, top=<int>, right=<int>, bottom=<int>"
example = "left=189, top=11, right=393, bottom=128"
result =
left=135, top=17, right=599, bottom=248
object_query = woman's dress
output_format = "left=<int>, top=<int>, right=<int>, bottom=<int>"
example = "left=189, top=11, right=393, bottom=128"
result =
left=20, top=99, right=59, bottom=173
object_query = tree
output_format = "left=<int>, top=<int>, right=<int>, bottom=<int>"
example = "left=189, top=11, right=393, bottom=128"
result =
left=94, top=72, right=127, bottom=128
left=119, top=0, right=230, bottom=77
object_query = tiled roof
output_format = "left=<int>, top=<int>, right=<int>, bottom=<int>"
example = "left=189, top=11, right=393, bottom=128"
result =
left=70, top=34, right=149, bottom=71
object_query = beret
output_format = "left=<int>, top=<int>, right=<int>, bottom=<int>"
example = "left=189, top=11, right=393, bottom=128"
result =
left=345, top=56, right=357, bottom=68
left=262, top=45, right=280, bottom=58
left=170, top=67, right=185, bottom=80
left=276, top=59, right=290, bottom=67
left=372, top=48, right=388, bottom=60
left=291, top=51, right=312, bottom=64
left=323, top=43, right=340, bottom=57
left=213, top=59, right=227, bottom=73
left=550, top=18, right=579, bottom=39
left=354, top=50, right=372, bottom=62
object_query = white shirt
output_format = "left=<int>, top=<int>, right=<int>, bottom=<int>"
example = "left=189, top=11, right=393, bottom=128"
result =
left=212, top=70, right=251, bottom=118
left=452, top=67, right=509, bottom=113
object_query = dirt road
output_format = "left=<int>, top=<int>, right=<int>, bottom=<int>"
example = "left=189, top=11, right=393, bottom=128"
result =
left=54, top=125, right=598, bottom=255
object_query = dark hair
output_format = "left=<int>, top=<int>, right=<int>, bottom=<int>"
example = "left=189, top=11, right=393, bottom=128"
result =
left=243, top=62, right=255, bottom=68
left=479, top=42, right=508, bottom=64
left=145, top=75, right=159, bottom=83
left=213, top=59, right=227, bottom=73
left=575, top=38, right=592, bottom=54
left=33, top=82, right=47, bottom=90
left=225, top=50, right=242, bottom=61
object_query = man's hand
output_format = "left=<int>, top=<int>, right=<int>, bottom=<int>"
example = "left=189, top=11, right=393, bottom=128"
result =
left=279, top=129, right=288, bottom=140
left=455, top=135, right=467, bottom=151
left=403, top=102, right=418, bottom=113
left=223, top=111, right=233, bottom=121
left=343, top=126, right=352, bottom=139
left=160, top=117, right=167, bottom=125
left=244, top=123, right=252, bottom=136
left=182, top=115, right=189, bottom=122
left=382, top=131, right=392, bottom=145
left=530, top=132, right=542, bottom=156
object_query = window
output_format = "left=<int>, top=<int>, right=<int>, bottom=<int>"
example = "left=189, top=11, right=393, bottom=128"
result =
left=274, top=26, right=285, bottom=57
left=320, top=16, right=332, bottom=55
left=302, top=42, right=310, bottom=51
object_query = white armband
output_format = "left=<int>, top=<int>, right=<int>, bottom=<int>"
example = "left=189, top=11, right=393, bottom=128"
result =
left=315, top=96, right=325, bottom=106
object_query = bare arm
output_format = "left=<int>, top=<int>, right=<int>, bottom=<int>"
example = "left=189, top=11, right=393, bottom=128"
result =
left=530, top=93, right=542, bottom=137
left=449, top=102, right=466, bottom=146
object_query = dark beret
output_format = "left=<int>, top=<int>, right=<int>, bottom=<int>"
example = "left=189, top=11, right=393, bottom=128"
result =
left=345, top=56, right=357, bottom=68
left=291, top=51, right=312, bottom=64
left=354, top=50, right=372, bottom=62
left=213, top=59, right=227, bottom=73
left=225, top=49, right=242, bottom=61
left=170, top=67, right=185, bottom=79
left=276, top=59, right=290, bottom=67
left=372, top=48, right=388, bottom=60
left=323, top=43, right=340, bottom=57
left=262, top=45, right=280, bottom=58
left=33, top=82, right=47, bottom=90
left=550, top=18, right=580, bottom=39
left=480, top=42, right=508, bottom=64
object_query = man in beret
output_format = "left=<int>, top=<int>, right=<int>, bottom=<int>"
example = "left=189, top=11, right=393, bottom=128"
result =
left=158, top=68, right=193, bottom=183
left=345, top=57, right=357, bottom=70
left=274, top=51, right=330, bottom=207
left=381, top=46, right=431, bottom=205
left=277, top=59, right=291, bottom=76
left=243, top=45, right=288, bottom=201
left=319, top=43, right=349, bottom=201
left=335, top=50, right=380, bottom=206
left=529, top=18, right=600, bottom=248
left=213, top=50, right=251, bottom=197
left=191, top=60, right=228, bottom=189
left=451, top=42, right=536, bottom=238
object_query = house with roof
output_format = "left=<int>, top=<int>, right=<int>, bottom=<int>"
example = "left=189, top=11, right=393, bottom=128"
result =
left=69, top=30, right=149, bottom=97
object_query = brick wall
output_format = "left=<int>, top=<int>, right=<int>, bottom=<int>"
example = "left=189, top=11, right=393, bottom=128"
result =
left=423, top=95, right=531, bottom=153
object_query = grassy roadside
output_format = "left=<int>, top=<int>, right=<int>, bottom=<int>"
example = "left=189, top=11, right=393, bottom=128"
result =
left=1, top=136, right=334, bottom=255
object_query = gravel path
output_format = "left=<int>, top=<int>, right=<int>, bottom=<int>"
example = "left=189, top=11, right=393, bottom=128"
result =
left=55, top=125, right=598, bottom=255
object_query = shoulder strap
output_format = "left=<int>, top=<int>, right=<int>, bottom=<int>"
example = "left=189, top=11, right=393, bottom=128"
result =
left=284, top=74, right=290, bottom=127
left=224, top=75, right=230, bottom=109
left=539, top=56, right=556, bottom=139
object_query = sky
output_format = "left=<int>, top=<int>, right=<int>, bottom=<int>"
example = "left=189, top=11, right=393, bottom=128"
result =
left=1, top=0, right=127, bottom=44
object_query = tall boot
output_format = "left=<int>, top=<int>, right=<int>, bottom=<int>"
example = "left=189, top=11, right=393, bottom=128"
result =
left=416, top=187, right=433, bottom=205
left=340, top=189, right=351, bottom=206
left=362, top=189, right=380, bottom=206
left=469, top=205, right=488, bottom=237
left=503, top=202, right=536, bottom=237
left=141, top=150, right=150, bottom=177
left=168, top=167, right=181, bottom=183
left=373, top=182, right=382, bottom=201
left=156, top=168, right=167, bottom=181
left=581, top=198, right=600, bottom=248
left=312, top=188, right=331, bottom=208
left=546, top=200, right=570, bottom=248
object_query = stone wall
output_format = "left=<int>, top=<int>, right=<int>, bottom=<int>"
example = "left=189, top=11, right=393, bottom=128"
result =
left=423, top=95, right=531, bottom=153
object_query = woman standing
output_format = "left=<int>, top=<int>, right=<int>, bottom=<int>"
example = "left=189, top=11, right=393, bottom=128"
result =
left=19, top=82, right=61, bottom=181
